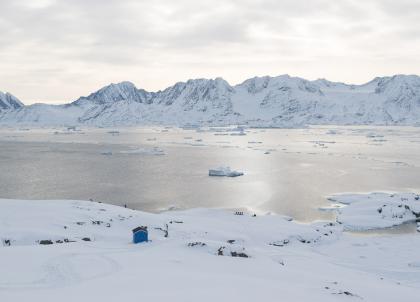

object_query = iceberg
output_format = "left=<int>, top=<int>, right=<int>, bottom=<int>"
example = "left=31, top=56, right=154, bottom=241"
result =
left=209, top=166, right=244, bottom=177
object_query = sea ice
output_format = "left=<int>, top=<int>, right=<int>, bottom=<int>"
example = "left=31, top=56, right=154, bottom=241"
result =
left=120, top=147, right=165, bottom=155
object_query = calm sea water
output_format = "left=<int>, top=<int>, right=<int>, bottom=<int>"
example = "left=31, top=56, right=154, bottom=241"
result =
left=1, top=126, right=420, bottom=221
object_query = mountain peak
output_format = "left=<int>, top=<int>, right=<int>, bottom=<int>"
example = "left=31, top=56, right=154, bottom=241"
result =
left=72, top=81, right=151, bottom=105
left=107, top=81, right=137, bottom=89
left=0, top=91, right=24, bottom=110
left=373, top=74, right=420, bottom=95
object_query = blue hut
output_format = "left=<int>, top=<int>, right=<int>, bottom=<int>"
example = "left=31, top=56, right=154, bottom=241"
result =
left=132, top=226, right=148, bottom=244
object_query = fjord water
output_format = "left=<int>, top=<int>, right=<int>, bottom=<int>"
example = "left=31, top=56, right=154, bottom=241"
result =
left=0, top=126, right=419, bottom=221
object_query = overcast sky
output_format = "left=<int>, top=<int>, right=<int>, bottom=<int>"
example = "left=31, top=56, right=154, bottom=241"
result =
left=1, top=0, right=419, bottom=104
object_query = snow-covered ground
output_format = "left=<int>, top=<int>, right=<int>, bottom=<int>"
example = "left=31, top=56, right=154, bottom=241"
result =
left=1, top=193, right=420, bottom=301
left=331, top=192, right=420, bottom=231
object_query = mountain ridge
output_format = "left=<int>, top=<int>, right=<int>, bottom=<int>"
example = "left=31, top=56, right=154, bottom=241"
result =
left=1, top=74, right=420, bottom=127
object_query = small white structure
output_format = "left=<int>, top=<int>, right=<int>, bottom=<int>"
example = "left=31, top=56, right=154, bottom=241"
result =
left=209, top=167, right=244, bottom=177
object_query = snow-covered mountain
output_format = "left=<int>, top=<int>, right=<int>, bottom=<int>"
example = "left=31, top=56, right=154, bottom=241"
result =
left=1, top=74, right=420, bottom=127
left=0, top=91, right=23, bottom=111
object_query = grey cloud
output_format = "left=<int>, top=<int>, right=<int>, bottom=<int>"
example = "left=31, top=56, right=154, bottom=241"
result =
left=0, top=0, right=419, bottom=103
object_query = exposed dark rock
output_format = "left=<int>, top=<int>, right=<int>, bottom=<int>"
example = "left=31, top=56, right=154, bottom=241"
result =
left=187, top=242, right=206, bottom=247
left=230, top=251, right=249, bottom=258
left=217, top=247, right=225, bottom=256
left=3, top=239, right=11, bottom=246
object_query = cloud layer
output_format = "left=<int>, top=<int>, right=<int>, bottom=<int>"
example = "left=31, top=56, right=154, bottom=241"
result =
left=1, top=0, right=419, bottom=104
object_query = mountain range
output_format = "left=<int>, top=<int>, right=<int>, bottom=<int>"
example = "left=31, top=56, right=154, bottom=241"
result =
left=1, top=74, right=420, bottom=127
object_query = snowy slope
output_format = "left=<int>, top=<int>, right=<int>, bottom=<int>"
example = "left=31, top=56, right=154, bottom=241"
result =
left=1, top=195, right=420, bottom=301
left=0, top=103, right=83, bottom=126
left=232, top=74, right=420, bottom=126
left=1, top=74, right=420, bottom=127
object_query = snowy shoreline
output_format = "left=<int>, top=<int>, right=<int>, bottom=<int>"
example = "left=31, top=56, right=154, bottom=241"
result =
left=1, top=193, right=420, bottom=301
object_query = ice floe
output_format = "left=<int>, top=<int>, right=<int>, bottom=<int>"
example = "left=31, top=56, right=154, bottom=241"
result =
left=120, top=147, right=165, bottom=155
left=209, top=166, right=244, bottom=177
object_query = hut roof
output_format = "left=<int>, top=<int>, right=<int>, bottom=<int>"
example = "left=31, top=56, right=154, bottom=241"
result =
left=132, top=226, right=147, bottom=233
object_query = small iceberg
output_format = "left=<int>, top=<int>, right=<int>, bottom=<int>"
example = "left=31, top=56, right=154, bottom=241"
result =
left=209, top=166, right=244, bottom=177
left=230, top=127, right=247, bottom=136
left=120, top=147, right=165, bottom=156
left=107, top=130, right=120, bottom=135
